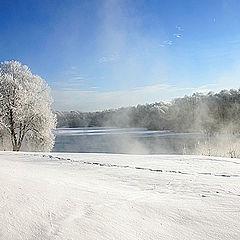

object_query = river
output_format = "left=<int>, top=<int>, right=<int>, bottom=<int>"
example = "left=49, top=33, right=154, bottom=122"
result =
left=53, top=127, right=204, bottom=154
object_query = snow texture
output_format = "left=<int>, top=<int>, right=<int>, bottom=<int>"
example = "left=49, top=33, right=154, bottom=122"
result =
left=0, top=152, right=239, bottom=239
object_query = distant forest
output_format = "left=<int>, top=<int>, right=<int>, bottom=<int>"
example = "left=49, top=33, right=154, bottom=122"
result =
left=55, top=89, right=240, bottom=134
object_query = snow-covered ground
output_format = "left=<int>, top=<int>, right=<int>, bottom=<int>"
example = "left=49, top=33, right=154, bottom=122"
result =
left=0, top=152, right=240, bottom=239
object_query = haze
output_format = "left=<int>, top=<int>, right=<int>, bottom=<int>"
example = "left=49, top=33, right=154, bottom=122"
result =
left=1, top=0, right=240, bottom=111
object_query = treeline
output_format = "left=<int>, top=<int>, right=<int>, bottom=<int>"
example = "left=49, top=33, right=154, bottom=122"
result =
left=55, top=89, right=240, bottom=134
left=55, top=102, right=169, bottom=129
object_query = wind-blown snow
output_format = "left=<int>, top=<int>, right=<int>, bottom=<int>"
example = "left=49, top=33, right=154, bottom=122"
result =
left=0, top=152, right=239, bottom=239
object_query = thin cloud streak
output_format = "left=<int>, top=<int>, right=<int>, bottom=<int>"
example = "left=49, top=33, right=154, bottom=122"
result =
left=98, top=53, right=120, bottom=63
left=52, top=83, right=219, bottom=111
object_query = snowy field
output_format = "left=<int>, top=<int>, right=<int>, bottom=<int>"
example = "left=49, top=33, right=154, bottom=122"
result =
left=0, top=151, right=240, bottom=239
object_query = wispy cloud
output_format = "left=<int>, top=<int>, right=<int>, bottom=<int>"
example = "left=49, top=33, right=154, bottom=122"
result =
left=160, top=40, right=173, bottom=47
left=160, top=25, right=183, bottom=47
left=68, top=75, right=84, bottom=81
left=98, top=53, right=120, bottom=63
left=50, top=73, right=85, bottom=90
left=173, top=33, right=181, bottom=38
left=56, top=88, right=96, bottom=92
left=176, top=25, right=184, bottom=31
left=131, top=84, right=170, bottom=94
left=52, top=83, right=218, bottom=111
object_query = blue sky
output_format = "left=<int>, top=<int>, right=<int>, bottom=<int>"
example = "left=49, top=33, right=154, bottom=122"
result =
left=1, top=0, right=240, bottom=111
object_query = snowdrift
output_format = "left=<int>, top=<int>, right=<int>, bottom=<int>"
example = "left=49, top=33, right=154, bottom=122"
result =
left=0, top=152, right=239, bottom=240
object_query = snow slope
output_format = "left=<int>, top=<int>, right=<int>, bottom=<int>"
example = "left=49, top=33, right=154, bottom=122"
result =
left=0, top=152, right=239, bottom=240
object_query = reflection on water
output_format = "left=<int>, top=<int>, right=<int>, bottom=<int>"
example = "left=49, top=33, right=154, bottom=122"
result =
left=53, top=127, right=204, bottom=154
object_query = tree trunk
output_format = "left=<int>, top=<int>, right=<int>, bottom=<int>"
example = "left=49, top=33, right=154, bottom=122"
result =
left=13, top=144, right=20, bottom=151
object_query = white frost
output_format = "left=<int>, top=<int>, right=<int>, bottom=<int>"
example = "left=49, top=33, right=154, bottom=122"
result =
left=0, top=152, right=239, bottom=239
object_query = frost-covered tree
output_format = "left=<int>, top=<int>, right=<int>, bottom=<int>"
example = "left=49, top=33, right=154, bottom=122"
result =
left=0, top=61, right=56, bottom=151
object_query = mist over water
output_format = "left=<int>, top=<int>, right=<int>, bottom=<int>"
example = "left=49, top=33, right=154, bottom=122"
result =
left=53, top=127, right=205, bottom=155
left=54, top=89, right=240, bottom=157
